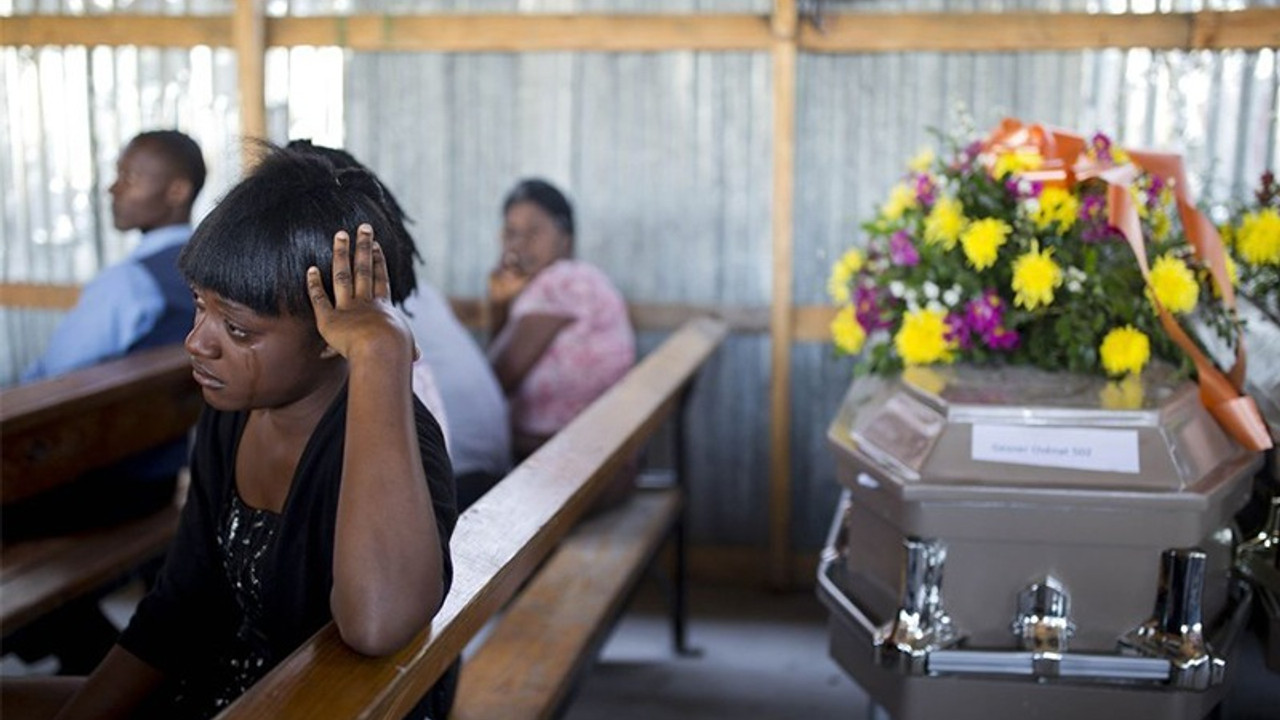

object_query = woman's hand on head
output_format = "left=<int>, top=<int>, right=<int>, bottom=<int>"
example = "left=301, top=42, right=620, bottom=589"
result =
left=307, top=224, right=415, bottom=363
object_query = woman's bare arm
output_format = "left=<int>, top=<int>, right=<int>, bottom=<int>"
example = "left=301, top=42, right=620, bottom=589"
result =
left=488, top=312, right=574, bottom=394
left=308, top=225, right=445, bottom=656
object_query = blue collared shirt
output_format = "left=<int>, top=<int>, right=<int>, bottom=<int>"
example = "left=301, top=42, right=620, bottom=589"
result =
left=22, top=224, right=193, bottom=383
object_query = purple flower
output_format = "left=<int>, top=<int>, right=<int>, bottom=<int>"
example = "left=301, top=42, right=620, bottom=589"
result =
left=914, top=173, right=937, bottom=207
left=1146, top=175, right=1165, bottom=202
left=854, top=285, right=894, bottom=331
left=1079, top=194, right=1123, bottom=243
left=889, top=231, right=921, bottom=267
left=983, top=324, right=1020, bottom=351
left=1004, top=177, right=1042, bottom=200
left=1090, top=132, right=1116, bottom=164
left=1080, top=193, right=1106, bottom=221
left=945, top=312, right=973, bottom=350
left=964, top=290, right=1004, bottom=336
left=955, top=141, right=983, bottom=172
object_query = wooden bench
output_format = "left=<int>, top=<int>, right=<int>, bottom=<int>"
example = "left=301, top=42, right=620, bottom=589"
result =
left=216, top=316, right=728, bottom=720
left=0, top=344, right=202, bottom=632
left=451, top=488, right=683, bottom=720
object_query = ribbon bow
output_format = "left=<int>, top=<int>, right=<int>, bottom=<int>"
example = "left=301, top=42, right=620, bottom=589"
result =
left=989, top=118, right=1272, bottom=452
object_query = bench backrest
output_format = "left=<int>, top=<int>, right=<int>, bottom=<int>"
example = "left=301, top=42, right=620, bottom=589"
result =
left=215, top=316, right=728, bottom=720
left=1, top=344, right=203, bottom=505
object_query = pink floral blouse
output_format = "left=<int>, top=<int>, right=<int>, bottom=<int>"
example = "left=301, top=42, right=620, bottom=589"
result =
left=498, top=259, right=635, bottom=438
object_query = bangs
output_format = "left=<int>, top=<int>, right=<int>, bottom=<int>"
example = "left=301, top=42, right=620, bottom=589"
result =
left=178, top=150, right=394, bottom=317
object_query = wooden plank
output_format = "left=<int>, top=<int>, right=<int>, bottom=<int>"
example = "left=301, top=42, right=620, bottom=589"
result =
left=0, top=505, right=180, bottom=630
left=215, top=317, right=727, bottom=720
left=0, top=285, right=769, bottom=334
left=792, top=303, right=837, bottom=343
left=0, top=344, right=202, bottom=504
left=451, top=489, right=681, bottom=720
left=234, top=0, right=266, bottom=156
left=768, top=0, right=797, bottom=589
left=4, top=10, right=1277, bottom=52
left=0, top=284, right=831, bottom=340
left=0, top=15, right=232, bottom=47
left=447, top=296, right=770, bottom=335
left=798, top=9, right=1280, bottom=53
left=267, top=14, right=773, bottom=52
left=0, top=282, right=79, bottom=310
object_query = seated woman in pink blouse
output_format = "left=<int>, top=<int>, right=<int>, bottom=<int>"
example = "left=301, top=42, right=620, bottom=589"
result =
left=487, top=179, right=636, bottom=464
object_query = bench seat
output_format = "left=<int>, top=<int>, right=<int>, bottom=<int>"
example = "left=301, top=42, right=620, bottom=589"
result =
left=452, top=487, right=681, bottom=720
left=1, top=503, right=180, bottom=632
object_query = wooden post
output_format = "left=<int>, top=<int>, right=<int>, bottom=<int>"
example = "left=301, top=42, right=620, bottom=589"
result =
left=768, top=0, right=797, bottom=588
left=233, top=0, right=266, bottom=169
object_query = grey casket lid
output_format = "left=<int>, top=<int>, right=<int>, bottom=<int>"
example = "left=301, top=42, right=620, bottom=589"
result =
left=827, top=363, right=1259, bottom=502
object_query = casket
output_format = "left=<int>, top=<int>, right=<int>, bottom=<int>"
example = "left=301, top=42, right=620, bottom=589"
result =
left=818, top=363, right=1263, bottom=720
left=1211, top=296, right=1280, bottom=674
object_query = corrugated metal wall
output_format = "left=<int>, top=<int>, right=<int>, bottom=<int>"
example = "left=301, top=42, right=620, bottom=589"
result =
left=2, top=0, right=1277, bottom=553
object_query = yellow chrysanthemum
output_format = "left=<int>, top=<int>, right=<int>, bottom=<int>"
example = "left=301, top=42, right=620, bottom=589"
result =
left=992, top=148, right=1044, bottom=179
left=924, top=196, right=967, bottom=251
left=960, top=218, right=1011, bottom=271
left=1147, top=254, right=1199, bottom=314
left=1010, top=242, right=1063, bottom=310
left=1099, top=373, right=1145, bottom=410
left=893, top=308, right=956, bottom=366
left=1032, top=186, right=1079, bottom=232
left=908, top=147, right=935, bottom=173
left=830, top=305, right=867, bottom=355
left=882, top=183, right=918, bottom=222
left=1129, top=186, right=1150, bottom=219
left=1151, top=208, right=1172, bottom=242
left=1237, top=208, right=1280, bottom=265
left=826, top=249, right=865, bottom=304
left=1099, top=325, right=1151, bottom=376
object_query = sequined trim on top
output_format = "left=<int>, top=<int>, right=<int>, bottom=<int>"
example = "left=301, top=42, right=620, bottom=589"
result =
left=209, top=489, right=281, bottom=713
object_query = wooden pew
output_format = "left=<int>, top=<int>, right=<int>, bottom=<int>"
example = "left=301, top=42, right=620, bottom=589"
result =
left=451, top=488, right=683, bottom=720
left=216, top=316, right=728, bottom=720
left=1, top=344, right=202, bottom=631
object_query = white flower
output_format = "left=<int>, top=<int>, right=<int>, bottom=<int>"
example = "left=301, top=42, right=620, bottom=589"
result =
left=889, top=281, right=906, bottom=298
left=942, top=288, right=961, bottom=306
left=926, top=300, right=946, bottom=314
left=923, top=281, right=940, bottom=300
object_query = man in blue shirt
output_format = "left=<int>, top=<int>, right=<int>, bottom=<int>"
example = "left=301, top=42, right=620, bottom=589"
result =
left=14, top=129, right=205, bottom=531
left=5, top=131, right=206, bottom=673
left=22, top=130, right=205, bottom=383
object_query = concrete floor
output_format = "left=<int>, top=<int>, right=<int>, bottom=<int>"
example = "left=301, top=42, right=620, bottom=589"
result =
left=562, top=581, right=870, bottom=720
left=559, top=580, right=1280, bottom=720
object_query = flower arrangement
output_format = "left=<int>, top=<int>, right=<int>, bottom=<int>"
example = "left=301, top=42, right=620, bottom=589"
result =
left=1222, top=170, right=1280, bottom=324
left=827, top=122, right=1238, bottom=381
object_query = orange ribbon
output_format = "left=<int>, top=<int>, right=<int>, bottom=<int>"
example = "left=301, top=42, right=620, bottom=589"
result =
left=987, top=119, right=1272, bottom=452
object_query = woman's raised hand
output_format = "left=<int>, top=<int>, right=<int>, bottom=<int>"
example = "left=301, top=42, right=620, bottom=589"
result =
left=307, top=223, right=415, bottom=362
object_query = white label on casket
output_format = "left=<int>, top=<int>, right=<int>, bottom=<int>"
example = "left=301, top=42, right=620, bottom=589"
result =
left=970, top=424, right=1140, bottom=474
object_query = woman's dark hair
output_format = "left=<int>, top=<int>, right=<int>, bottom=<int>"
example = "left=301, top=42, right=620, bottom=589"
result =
left=284, top=139, right=420, bottom=302
left=502, top=178, right=574, bottom=239
left=179, top=144, right=413, bottom=317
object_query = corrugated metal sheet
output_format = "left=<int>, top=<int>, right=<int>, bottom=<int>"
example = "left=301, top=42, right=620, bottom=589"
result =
left=337, top=49, right=774, bottom=546
left=2, top=0, right=1277, bottom=552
